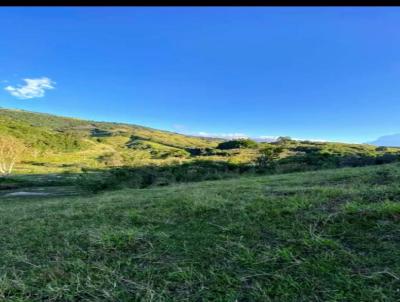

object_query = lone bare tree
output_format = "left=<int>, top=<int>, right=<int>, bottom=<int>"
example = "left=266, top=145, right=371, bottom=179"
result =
left=0, top=135, right=25, bottom=176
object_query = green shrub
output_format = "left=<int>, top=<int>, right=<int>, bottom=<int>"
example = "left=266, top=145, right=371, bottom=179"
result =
left=186, top=148, right=230, bottom=157
left=376, top=146, right=389, bottom=152
left=75, top=172, right=121, bottom=193
left=75, top=161, right=253, bottom=193
left=217, top=139, right=258, bottom=150
left=255, top=147, right=283, bottom=172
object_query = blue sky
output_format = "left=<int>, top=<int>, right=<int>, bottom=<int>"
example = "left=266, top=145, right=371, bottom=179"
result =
left=0, top=7, right=399, bottom=143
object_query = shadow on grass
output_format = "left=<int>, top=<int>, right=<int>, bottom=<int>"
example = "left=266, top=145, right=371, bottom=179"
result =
left=2, top=151, right=400, bottom=196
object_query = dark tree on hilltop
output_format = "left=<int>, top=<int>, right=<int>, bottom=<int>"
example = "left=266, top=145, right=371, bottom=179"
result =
left=376, top=146, right=388, bottom=152
left=217, top=139, right=258, bottom=150
left=276, top=136, right=293, bottom=144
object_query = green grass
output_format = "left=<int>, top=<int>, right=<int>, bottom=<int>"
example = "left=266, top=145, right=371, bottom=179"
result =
left=1, top=163, right=400, bottom=301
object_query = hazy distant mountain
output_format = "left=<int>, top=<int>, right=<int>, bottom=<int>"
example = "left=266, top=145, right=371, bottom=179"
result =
left=368, top=134, right=400, bottom=147
left=253, top=137, right=278, bottom=143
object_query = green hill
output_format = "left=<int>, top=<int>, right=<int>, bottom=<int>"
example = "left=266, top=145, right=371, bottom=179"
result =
left=1, top=108, right=400, bottom=175
left=1, top=163, right=400, bottom=301
left=0, top=108, right=221, bottom=173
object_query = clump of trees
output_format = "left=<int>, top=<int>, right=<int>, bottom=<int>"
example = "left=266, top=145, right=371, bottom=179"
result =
left=217, top=139, right=258, bottom=150
left=0, top=135, right=26, bottom=175
left=376, top=146, right=389, bottom=152
left=186, top=148, right=230, bottom=157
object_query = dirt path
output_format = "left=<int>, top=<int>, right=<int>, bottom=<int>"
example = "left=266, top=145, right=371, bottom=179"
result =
left=0, top=186, right=80, bottom=198
left=4, top=192, right=52, bottom=197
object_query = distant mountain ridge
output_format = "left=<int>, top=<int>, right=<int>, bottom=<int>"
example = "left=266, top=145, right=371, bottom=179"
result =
left=367, top=134, right=400, bottom=147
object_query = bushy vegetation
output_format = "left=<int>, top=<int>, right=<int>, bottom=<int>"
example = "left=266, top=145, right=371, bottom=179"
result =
left=255, top=146, right=284, bottom=172
left=0, top=115, right=85, bottom=152
left=217, top=138, right=258, bottom=149
left=1, top=163, right=400, bottom=300
left=74, top=148, right=400, bottom=194
left=75, top=161, right=252, bottom=193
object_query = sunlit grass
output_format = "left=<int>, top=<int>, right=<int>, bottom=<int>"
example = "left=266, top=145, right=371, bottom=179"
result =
left=1, top=163, right=400, bottom=301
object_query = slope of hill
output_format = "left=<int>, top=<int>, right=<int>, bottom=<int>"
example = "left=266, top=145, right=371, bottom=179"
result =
left=1, top=163, right=400, bottom=301
left=0, top=108, right=218, bottom=148
left=1, top=108, right=400, bottom=174
left=0, top=108, right=222, bottom=173
left=368, top=133, right=400, bottom=147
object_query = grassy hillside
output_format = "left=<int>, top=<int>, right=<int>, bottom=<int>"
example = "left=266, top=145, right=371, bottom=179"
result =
left=0, top=108, right=220, bottom=173
left=1, top=163, right=400, bottom=301
left=1, top=108, right=400, bottom=175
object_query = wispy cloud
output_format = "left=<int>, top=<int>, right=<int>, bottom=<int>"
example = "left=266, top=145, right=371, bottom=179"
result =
left=195, top=132, right=328, bottom=142
left=196, top=132, right=248, bottom=139
left=292, top=137, right=327, bottom=142
left=4, top=77, right=55, bottom=99
left=258, top=135, right=279, bottom=140
left=256, top=135, right=279, bottom=142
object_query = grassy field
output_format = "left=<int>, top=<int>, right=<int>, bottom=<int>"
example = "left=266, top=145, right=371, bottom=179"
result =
left=1, top=163, right=400, bottom=301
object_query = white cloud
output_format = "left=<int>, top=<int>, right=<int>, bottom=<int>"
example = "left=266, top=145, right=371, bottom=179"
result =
left=258, top=135, right=279, bottom=140
left=196, top=132, right=248, bottom=139
left=292, top=137, right=327, bottom=142
left=257, top=135, right=327, bottom=142
left=194, top=132, right=329, bottom=142
left=256, top=135, right=279, bottom=142
left=5, top=77, right=55, bottom=99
